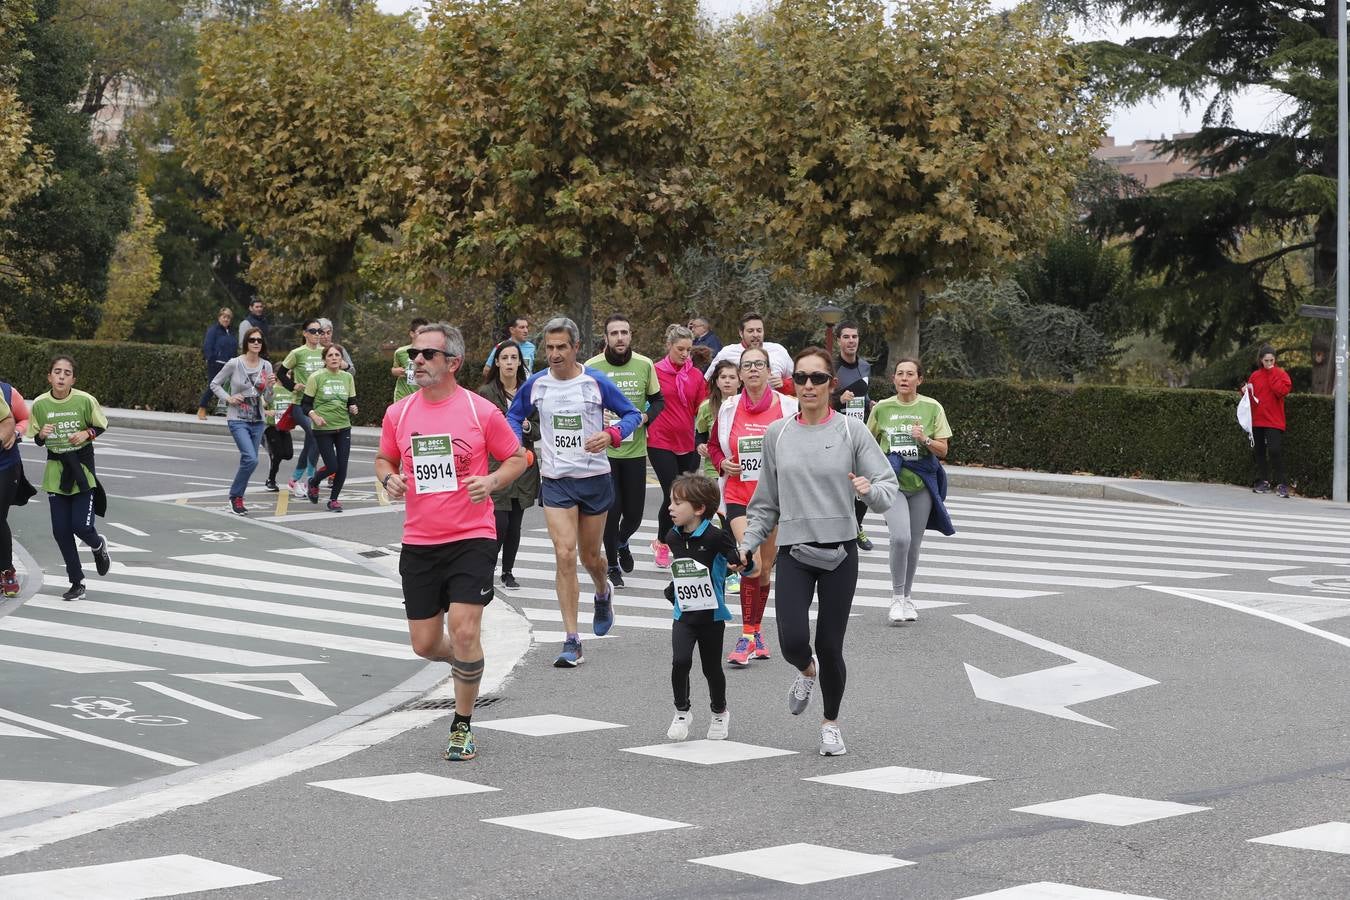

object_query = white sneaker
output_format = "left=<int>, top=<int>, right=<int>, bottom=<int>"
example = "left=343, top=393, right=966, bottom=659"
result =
left=819, top=722, right=846, bottom=756
left=901, top=596, right=918, bottom=622
left=667, top=710, right=692, bottom=741
left=707, top=709, right=730, bottom=740
left=887, top=594, right=905, bottom=624
left=290, top=479, right=307, bottom=499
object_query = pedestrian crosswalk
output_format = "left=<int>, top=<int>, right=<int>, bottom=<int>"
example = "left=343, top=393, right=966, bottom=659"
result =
left=502, top=491, right=1350, bottom=641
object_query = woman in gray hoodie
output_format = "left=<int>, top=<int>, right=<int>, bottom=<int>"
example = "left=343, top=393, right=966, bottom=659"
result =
left=741, top=346, right=897, bottom=757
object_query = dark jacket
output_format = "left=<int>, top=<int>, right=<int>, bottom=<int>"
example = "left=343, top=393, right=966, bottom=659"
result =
left=693, top=331, right=723, bottom=355
left=202, top=324, right=237, bottom=369
left=888, top=451, right=955, bottom=536
left=478, top=380, right=540, bottom=506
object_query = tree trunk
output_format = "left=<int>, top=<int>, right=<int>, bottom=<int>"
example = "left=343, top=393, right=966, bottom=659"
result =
left=319, top=239, right=358, bottom=340
left=884, top=282, right=923, bottom=370
left=563, top=263, right=594, bottom=355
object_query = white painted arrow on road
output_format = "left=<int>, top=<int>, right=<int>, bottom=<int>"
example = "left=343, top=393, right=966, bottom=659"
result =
left=956, top=614, right=1158, bottom=728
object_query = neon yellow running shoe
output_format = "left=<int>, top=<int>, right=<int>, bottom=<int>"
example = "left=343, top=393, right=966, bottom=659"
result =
left=443, top=722, right=476, bottom=761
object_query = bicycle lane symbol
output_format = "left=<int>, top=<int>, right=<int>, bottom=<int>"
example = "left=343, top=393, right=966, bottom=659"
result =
left=51, top=696, right=188, bottom=727
left=179, top=528, right=247, bottom=544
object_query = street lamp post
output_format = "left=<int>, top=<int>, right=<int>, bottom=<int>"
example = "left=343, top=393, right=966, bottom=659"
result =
left=1335, top=0, right=1349, bottom=502
left=819, top=303, right=845, bottom=357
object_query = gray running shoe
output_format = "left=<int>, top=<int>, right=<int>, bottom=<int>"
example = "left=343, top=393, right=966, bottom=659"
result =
left=819, top=723, right=846, bottom=756
left=788, top=672, right=815, bottom=715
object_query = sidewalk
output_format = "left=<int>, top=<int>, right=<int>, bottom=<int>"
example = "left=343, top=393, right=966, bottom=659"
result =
left=104, top=407, right=1350, bottom=519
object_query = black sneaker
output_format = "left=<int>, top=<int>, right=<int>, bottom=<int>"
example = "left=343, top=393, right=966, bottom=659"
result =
left=1253, top=480, right=1271, bottom=494
left=264, top=479, right=279, bottom=492
left=500, top=572, right=519, bottom=590
left=307, top=481, right=320, bottom=504
left=856, top=530, right=874, bottom=552
left=62, top=582, right=86, bottom=601
left=617, top=543, right=634, bottom=573
left=93, top=538, right=111, bottom=577
left=607, top=566, right=625, bottom=588
left=230, top=496, right=247, bottom=515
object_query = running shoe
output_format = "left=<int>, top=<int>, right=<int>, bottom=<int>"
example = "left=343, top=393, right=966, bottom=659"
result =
left=1276, top=483, right=1290, bottom=498
left=788, top=672, right=816, bottom=715
left=290, top=479, right=306, bottom=499
left=856, top=529, right=874, bottom=551
left=592, top=586, right=615, bottom=636
left=93, top=538, right=111, bottom=577
left=307, top=482, right=320, bottom=504
left=61, top=582, right=86, bottom=601
left=652, top=541, right=672, bottom=568
left=726, top=635, right=752, bottom=668
left=887, top=595, right=905, bottom=625
left=751, top=631, right=771, bottom=659
left=726, top=571, right=741, bottom=595
left=901, top=596, right=918, bottom=621
left=1, top=568, right=18, bottom=598
left=618, top=543, right=634, bottom=573
left=500, top=572, right=519, bottom=590
left=607, top=565, right=625, bottom=588
left=1253, top=480, right=1271, bottom=494
left=443, top=722, right=477, bottom=761
left=668, top=710, right=692, bottom=741
left=327, top=499, right=343, bottom=512
left=230, top=496, right=247, bottom=515
left=707, top=709, right=730, bottom=741
left=553, top=637, right=584, bottom=668
left=264, top=479, right=279, bottom=492
left=819, top=723, right=846, bottom=756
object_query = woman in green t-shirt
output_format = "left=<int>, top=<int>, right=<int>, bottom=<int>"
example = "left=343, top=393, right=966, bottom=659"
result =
left=866, top=357, right=953, bottom=625
left=27, top=355, right=112, bottom=600
left=300, top=344, right=358, bottom=512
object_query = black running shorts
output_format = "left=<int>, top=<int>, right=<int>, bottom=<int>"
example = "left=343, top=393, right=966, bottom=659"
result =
left=399, top=538, right=497, bottom=620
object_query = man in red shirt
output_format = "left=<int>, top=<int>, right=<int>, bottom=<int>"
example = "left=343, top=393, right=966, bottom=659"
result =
left=376, top=323, right=526, bottom=761
left=1245, top=344, right=1293, bottom=498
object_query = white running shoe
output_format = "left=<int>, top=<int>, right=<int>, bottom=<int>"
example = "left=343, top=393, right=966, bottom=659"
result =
left=901, top=596, right=918, bottom=622
left=290, top=479, right=307, bottom=499
left=707, top=709, right=730, bottom=740
left=667, top=710, right=692, bottom=741
left=887, top=594, right=905, bottom=624
left=819, top=722, right=846, bottom=756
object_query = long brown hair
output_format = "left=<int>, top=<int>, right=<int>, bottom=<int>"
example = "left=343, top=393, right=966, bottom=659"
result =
left=706, top=359, right=740, bottom=407
left=483, top=340, right=526, bottom=392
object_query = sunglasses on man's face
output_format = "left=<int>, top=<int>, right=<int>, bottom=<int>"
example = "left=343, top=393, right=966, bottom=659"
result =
left=409, top=347, right=455, bottom=361
left=792, top=371, right=831, bottom=386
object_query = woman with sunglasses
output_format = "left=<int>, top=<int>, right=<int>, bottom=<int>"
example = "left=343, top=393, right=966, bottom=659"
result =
left=301, top=344, right=358, bottom=512
left=867, top=357, right=954, bottom=624
left=740, top=347, right=897, bottom=756
left=277, top=319, right=327, bottom=497
left=706, top=345, right=797, bottom=667
left=478, top=340, right=540, bottom=589
left=210, top=327, right=276, bottom=515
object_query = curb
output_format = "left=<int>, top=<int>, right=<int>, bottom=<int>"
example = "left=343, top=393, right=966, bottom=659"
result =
left=944, top=471, right=1183, bottom=506
left=0, top=539, right=43, bottom=622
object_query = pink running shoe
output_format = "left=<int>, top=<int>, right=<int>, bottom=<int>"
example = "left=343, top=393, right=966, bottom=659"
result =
left=751, top=631, right=771, bottom=659
left=727, top=635, right=752, bottom=668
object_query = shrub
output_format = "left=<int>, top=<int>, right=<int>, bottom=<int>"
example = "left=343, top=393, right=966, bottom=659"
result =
left=0, top=333, right=200, bottom=411
left=869, top=377, right=1334, bottom=497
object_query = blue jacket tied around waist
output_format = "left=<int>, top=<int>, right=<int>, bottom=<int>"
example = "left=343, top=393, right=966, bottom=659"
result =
left=888, top=451, right=955, bottom=536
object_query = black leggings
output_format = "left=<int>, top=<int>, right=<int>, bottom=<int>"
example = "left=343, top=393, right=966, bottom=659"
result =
left=649, top=447, right=699, bottom=542
left=495, top=499, right=525, bottom=575
left=1253, top=426, right=1286, bottom=485
left=310, top=428, right=351, bottom=501
left=264, top=425, right=292, bottom=483
left=604, top=455, right=648, bottom=566
left=48, top=490, right=102, bottom=584
left=672, top=615, right=727, bottom=713
left=0, top=465, right=17, bottom=570
left=774, top=541, right=859, bottom=721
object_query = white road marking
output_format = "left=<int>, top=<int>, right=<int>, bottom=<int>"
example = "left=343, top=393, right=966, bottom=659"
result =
left=0, top=644, right=160, bottom=674
left=134, top=682, right=260, bottom=720
left=804, top=765, right=989, bottom=796
left=177, top=672, right=334, bottom=706
left=0, top=722, right=55, bottom=739
left=955, top=883, right=1165, bottom=899
left=257, top=504, right=403, bottom=523
left=172, top=552, right=391, bottom=586
left=28, top=594, right=417, bottom=660
left=1249, top=821, right=1350, bottom=855
left=483, top=806, right=693, bottom=840
left=0, top=780, right=108, bottom=818
left=473, top=714, right=626, bottom=736
left=0, top=853, right=278, bottom=899
left=88, top=446, right=188, bottom=460
left=1145, top=585, right=1350, bottom=650
left=86, top=580, right=405, bottom=631
left=102, top=563, right=401, bottom=608
left=621, top=739, right=797, bottom=765
left=107, top=522, right=149, bottom=537
left=309, top=772, right=499, bottom=801
left=0, top=618, right=321, bottom=667
left=956, top=614, right=1158, bottom=728
left=0, top=708, right=194, bottom=767
left=691, top=842, right=912, bottom=885
left=1012, top=793, right=1209, bottom=826
left=269, top=547, right=352, bottom=563
left=943, top=526, right=1347, bottom=565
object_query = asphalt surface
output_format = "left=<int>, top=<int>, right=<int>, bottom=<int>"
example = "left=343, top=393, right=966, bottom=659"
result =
left=2, top=424, right=1350, bottom=898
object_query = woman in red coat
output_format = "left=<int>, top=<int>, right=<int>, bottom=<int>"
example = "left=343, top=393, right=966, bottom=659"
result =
left=1245, top=344, right=1293, bottom=497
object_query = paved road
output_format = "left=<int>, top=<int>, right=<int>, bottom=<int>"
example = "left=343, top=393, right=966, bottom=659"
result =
left=4, top=471, right=1350, bottom=898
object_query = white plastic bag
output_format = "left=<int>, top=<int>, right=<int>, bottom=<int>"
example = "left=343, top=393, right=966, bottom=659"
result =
left=1237, top=383, right=1255, bottom=444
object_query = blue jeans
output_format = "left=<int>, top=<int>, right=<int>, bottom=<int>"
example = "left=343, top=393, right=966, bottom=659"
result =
left=290, top=405, right=317, bottom=481
left=228, top=419, right=266, bottom=498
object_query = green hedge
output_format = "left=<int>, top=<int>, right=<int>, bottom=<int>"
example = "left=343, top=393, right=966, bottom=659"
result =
left=870, top=377, right=1335, bottom=497
left=0, top=333, right=202, bottom=411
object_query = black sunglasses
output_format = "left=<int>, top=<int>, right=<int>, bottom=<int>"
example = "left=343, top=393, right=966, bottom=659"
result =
left=304, top=327, right=323, bottom=335
left=408, top=347, right=455, bottom=361
left=792, top=371, right=831, bottom=386
left=246, top=337, right=263, bottom=344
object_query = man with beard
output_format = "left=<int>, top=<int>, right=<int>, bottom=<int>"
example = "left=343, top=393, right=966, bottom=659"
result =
left=705, top=312, right=795, bottom=395
left=586, top=314, right=664, bottom=581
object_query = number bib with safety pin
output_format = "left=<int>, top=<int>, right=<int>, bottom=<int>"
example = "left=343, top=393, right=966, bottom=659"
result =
left=670, top=558, right=717, bottom=612
left=887, top=427, right=919, bottom=460
left=410, top=433, right=458, bottom=493
left=552, top=412, right=585, bottom=457
left=845, top=397, right=867, bottom=421
left=737, top=435, right=764, bottom=482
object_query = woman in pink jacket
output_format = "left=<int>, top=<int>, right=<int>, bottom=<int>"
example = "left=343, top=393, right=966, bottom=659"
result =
left=648, top=324, right=709, bottom=563
left=1245, top=344, right=1293, bottom=497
